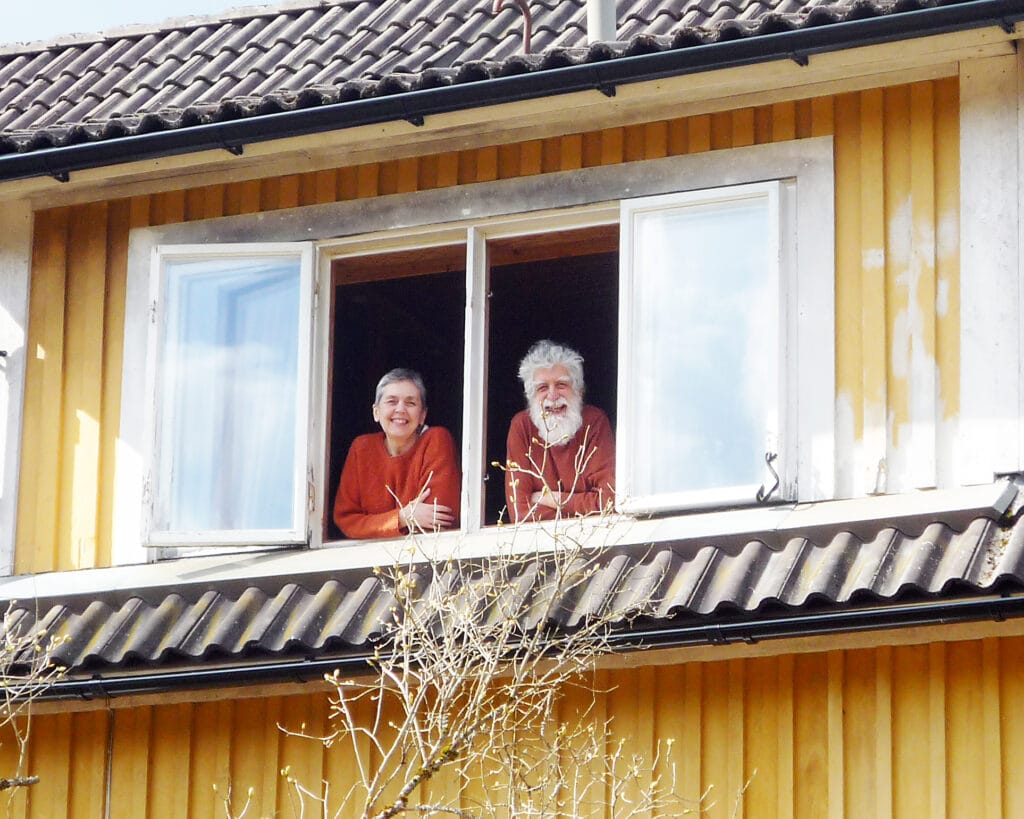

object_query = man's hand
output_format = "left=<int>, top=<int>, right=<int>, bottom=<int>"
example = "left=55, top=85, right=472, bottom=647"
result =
left=530, top=489, right=566, bottom=511
left=400, top=487, right=456, bottom=532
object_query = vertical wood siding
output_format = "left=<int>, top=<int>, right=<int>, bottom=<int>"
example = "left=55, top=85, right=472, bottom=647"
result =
left=16, top=78, right=959, bottom=572
left=2, top=634, right=1021, bottom=818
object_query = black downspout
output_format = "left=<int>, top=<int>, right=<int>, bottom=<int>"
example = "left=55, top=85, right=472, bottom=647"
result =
left=38, top=591, right=1024, bottom=701
left=2, top=0, right=1023, bottom=183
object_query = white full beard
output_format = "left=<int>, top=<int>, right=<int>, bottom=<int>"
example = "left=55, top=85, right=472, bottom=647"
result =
left=529, top=397, right=584, bottom=447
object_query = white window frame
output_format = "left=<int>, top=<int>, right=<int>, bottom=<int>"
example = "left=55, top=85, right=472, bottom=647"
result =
left=617, top=181, right=792, bottom=513
left=142, top=243, right=315, bottom=547
left=116, top=137, right=833, bottom=560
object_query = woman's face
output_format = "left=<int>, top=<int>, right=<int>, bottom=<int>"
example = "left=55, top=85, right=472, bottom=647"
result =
left=373, top=380, right=427, bottom=448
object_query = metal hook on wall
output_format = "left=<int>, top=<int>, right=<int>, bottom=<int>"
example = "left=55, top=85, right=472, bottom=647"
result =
left=756, top=452, right=779, bottom=503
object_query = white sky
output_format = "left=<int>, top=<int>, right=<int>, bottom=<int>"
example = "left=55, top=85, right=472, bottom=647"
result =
left=4, top=0, right=263, bottom=45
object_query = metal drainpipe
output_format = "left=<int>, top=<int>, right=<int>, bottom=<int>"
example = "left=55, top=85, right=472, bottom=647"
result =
left=587, top=0, right=616, bottom=44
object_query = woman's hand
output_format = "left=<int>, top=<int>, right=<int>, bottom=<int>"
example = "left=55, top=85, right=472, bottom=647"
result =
left=400, top=487, right=456, bottom=532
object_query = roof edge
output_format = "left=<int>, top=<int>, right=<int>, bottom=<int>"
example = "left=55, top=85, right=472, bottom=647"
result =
left=2, top=0, right=1022, bottom=184
left=39, top=589, right=1024, bottom=702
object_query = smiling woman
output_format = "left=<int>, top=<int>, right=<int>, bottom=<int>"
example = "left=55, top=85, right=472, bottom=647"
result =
left=332, top=368, right=461, bottom=540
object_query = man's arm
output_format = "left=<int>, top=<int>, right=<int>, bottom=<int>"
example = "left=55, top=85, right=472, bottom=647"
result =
left=557, top=409, right=615, bottom=517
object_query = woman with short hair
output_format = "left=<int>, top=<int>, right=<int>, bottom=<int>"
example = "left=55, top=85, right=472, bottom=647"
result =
left=333, top=368, right=460, bottom=539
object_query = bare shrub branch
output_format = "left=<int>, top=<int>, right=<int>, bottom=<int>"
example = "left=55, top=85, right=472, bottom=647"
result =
left=222, top=451, right=726, bottom=818
left=0, top=601, right=67, bottom=801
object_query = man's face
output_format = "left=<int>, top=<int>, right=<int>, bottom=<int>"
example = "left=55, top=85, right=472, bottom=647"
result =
left=529, top=364, right=583, bottom=446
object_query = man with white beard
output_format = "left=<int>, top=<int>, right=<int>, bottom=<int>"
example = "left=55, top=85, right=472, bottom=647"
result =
left=504, top=340, right=615, bottom=523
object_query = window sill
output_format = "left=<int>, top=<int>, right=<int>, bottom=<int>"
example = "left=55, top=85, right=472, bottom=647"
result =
left=5, top=482, right=1012, bottom=606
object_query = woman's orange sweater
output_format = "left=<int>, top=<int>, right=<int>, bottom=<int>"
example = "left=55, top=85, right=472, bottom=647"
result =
left=333, top=426, right=461, bottom=539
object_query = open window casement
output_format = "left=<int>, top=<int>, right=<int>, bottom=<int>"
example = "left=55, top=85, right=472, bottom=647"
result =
left=617, top=181, right=794, bottom=514
left=143, top=243, right=315, bottom=547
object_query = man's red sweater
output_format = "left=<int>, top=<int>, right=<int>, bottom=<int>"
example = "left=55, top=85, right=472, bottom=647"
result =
left=504, top=405, right=615, bottom=523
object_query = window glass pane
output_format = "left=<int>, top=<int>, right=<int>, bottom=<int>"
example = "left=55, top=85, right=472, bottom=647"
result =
left=626, top=191, right=778, bottom=503
left=155, top=255, right=303, bottom=533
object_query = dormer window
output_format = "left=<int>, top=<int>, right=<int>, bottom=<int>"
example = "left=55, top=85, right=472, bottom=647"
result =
left=129, top=138, right=833, bottom=551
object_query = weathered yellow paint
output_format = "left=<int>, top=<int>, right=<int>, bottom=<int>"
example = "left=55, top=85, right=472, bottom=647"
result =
left=9, top=633, right=1024, bottom=817
left=16, top=79, right=963, bottom=570
left=18, top=208, right=70, bottom=575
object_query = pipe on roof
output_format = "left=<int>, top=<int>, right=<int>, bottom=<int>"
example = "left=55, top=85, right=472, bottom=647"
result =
left=0, top=0, right=1022, bottom=184
left=587, top=0, right=616, bottom=44
left=494, top=0, right=533, bottom=53
left=38, top=590, right=1024, bottom=701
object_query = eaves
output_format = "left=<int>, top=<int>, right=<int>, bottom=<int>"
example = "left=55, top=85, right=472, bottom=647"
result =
left=2, top=0, right=1022, bottom=206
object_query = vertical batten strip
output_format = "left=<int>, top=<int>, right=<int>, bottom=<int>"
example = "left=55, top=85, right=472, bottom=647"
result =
left=109, top=196, right=151, bottom=566
left=97, top=201, right=130, bottom=569
left=999, top=636, right=1024, bottom=817
left=679, top=663, right=703, bottom=810
left=927, top=642, right=947, bottom=818
left=859, top=88, right=888, bottom=497
left=743, top=657, right=777, bottom=816
left=834, top=91, right=864, bottom=499
left=893, top=646, right=929, bottom=814
left=61, top=202, right=109, bottom=571
left=981, top=639, right=1002, bottom=818
left=883, top=85, right=914, bottom=493
left=908, top=82, right=938, bottom=488
left=793, top=654, right=829, bottom=817
left=17, top=208, right=70, bottom=574
left=109, top=707, right=154, bottom=819
left=725, top=660, right=746, bottom=818
left=702, top=662, right=731, bottom=812
left=826, top=652, right=844, bottom=819
left=933, top=77, right=960, bottom=488
left=874, top=646, right=894, bottom=819
left=30, top=711, right=72, bottom=819
left=840, top=648, right=875, bottom=816
left=70, top=710, right=111, bottom=818
left=148, top=703, right=193, bottom=818
left=946, top=641, right=984, bottom=818
left=958, top=54, right=1020, bottom=483
left=687, top=114, right=711, bottom=153
left=732, top=108, right=755, bottom=147
left=776, top=655, right=795, bottom=819
left=633, top=665, right=657, bottom=811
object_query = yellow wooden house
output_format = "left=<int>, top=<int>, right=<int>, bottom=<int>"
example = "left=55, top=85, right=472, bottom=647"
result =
left=2, top=0, right=1024, bottom=815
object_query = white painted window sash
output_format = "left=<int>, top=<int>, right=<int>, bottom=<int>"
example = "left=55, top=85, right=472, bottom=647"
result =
left=617, top=181, right=790, bottom=514
left=143, top=242, right=314, bottom=547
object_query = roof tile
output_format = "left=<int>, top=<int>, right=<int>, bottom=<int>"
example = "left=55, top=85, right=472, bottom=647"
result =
left=8, top=483, right=1022, bottom=677
left=0, top=0, right=994, bottom=156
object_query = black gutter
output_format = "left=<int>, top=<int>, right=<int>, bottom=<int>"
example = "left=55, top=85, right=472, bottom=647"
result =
left=39, top=591, right=1024, bottom=701
left=3, top=0, right=1023, bottom=184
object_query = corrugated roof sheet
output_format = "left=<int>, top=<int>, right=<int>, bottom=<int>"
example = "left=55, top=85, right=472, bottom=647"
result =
left=10, top=482, right=1024, bottom=678
left=0, top=0, right=989, bottom=156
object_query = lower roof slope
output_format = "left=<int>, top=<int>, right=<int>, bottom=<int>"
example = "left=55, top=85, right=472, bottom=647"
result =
left=8, top=480, right=1024, bottom=698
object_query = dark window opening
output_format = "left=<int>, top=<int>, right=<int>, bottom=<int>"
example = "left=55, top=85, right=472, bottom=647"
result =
left=327, top=246, right=466, bottom=540
left=485, top=226, right=619, bottom=525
